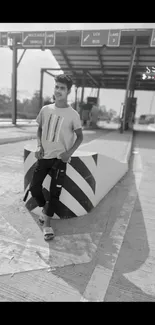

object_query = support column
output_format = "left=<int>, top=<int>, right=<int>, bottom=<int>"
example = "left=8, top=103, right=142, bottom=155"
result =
left=11, top=38, right=17, bottom=125
left=97, top=88, right=100, bottom=106
left=122, top=36, right=137, bottom=132
left=39, top=69, right=44, bottom=110
left=75, top=86, right=78, bottom=111
left=80, top=71, right=85, bottom=103
left=80, top=71, right=86, bottom=120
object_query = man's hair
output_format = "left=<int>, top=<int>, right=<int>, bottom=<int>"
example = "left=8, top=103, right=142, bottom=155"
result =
left=55, top=74, right=73, bottom=90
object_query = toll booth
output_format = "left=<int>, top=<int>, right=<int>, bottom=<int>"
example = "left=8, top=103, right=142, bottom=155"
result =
left=80, top=101, right=92, bottom=126
left=87, top=97, right=99, bottom=127
left=80, top=97, right=98, bottom=126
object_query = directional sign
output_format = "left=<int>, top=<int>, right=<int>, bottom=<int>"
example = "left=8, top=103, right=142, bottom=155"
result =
left=22, top=32, right=45, bottom=47
left=45, top=31, right=55, bottom=46
left=0, top=32, right=8, bottom=47
left=107, top=30, right=121, bottom=46
left=150, top=29, right=155, bottom=47
left=81, top=30, right=109, bottom=47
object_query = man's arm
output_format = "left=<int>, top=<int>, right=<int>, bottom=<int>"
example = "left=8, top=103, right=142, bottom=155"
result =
left=35, top=124, right=44, bottom=159
left=37, top=124, right=42, bottom=147
left=67, top=128, right=83, bottom=156
left=60, top=128, right=83, bottom=162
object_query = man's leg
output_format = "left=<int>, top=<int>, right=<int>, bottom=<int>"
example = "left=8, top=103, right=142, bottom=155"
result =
left=30, top=159, right=50, bottom=207
left=45, top=160, right=67, bottom=218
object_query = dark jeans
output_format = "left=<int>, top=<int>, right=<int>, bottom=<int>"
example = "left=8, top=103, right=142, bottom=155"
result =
left=29, top=158, right=67, bottom=217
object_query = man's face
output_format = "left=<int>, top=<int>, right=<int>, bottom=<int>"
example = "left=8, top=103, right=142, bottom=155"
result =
left=54, top=82, right=70, bottom=101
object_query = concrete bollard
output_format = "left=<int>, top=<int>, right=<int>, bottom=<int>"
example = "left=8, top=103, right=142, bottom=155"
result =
left=23, top=132, right=132, bottom=219
left=24, top=146, right=98, bottom=219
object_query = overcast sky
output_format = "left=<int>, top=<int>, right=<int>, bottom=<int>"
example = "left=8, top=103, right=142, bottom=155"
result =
left=0, top=23, right=155, bottom=116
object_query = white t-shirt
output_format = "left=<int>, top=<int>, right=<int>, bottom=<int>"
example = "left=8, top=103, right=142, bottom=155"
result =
left=36, top=104, right=82, bottom=159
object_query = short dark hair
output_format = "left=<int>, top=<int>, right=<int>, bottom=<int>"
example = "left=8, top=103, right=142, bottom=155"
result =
left=55, top=74, right=73, bottom=90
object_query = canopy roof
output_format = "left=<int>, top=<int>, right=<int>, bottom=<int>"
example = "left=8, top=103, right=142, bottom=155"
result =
left=49, top=29, right=155, bottom=91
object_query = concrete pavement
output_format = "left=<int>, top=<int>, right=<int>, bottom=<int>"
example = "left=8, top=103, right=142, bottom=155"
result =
left=1, top=124, right=155, bottom=301
left=0, top=119, right=119, bottom=145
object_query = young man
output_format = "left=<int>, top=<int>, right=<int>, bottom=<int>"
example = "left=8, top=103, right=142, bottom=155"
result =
left=30, top=74, right=83, bottom=240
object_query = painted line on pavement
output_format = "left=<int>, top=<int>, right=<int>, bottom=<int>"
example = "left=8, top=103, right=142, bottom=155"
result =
left=81, top=168, right=142, bottom=302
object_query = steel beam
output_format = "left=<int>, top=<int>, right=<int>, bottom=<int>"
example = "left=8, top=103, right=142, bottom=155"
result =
left=12, top=38, right=18, bottom=125
left=17, top=49, right=26, bottom=68
left=97, top=48, right=105, bottom=74
left=44, top=70, right=56, bottom=78
left=59, top=49, right=76, bottom=79
left=39, top=69, right=44, bottom=110
left=86, top=71, right=100, bottom=88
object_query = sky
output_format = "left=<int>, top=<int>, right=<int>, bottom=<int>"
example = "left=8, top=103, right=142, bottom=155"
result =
left=0, top=23, right=155, bottom=117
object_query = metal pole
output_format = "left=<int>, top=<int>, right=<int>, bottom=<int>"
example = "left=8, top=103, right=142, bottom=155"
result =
left=39, top=69, right=44, bottom=109
left=75, top=86, right=78, bottom=111
left=12, top=38, right=17, bottom=125
left=122, top=36, right=137, bottom=132
left=97, top=88, right=100, bottom=106
left=81, top=71, right=85, bottom=103
left=149, top=92, right=155, bottom=114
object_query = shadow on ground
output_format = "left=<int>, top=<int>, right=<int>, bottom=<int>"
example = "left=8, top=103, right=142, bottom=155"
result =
left=1, top=129, right=155, bottom=301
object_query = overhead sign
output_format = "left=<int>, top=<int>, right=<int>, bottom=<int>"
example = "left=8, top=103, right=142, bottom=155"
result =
left=22, top=31, right=46, bottom=47
left=0, top=32, right=8, bottom=46
left=107, top=30, right=121, bottom=46
left=81, top=30, right=109, bottom=47
left=22, top=31, right=55, bottom=47
left=150, top=29, right=155, bottom=46
left=45, top=31, right=55, bottom=46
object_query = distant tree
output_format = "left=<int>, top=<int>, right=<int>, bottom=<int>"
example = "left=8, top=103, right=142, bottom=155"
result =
left=0, top=93, right=12, bottom=117
left=43, top=96, right=52, bottom=106
left=108, top=109, right=117, bottom=120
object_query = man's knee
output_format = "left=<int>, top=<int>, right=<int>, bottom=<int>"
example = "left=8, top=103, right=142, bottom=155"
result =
left=30, top=184, right=45, bottom=206
left=30, top=184, right=41, bottom=197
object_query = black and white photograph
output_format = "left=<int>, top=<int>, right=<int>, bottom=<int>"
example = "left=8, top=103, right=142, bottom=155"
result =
left=0, top=22, right=155, bottom=302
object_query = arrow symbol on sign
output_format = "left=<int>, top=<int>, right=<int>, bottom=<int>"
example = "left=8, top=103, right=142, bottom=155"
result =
left=23, top=35, right=29, bottom=44
left=84, top=34, right=90, bottom=42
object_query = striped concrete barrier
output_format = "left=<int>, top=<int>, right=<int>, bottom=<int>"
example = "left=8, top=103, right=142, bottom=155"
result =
left=24, top=131, right=133, bottom=219
left=24, top=147, right=98, bottom=219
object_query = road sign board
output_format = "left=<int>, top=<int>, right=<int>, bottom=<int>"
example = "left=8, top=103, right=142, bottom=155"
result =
left=0, top=32, right=8, bottom=47
left=81, top=30, right=109, bottom=47
left=45, top=31, right=55, bottom=46
left=150, top=29, right=155, bottom=46
left=22, top=32, right=45, bottom=47
left=107, top=30, right=121, bottom=46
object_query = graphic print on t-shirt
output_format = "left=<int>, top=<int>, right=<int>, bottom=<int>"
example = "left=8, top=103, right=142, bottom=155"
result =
left=46, top=114, right=64, bottom=142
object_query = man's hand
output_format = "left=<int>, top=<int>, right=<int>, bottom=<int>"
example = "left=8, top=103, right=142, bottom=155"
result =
left=35, top=145, right=44, bottom=159
left=59, top=151, right=71, bottom=163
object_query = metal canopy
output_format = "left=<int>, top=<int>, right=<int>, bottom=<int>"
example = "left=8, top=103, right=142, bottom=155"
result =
left=49, top=29, right=155, bottom=91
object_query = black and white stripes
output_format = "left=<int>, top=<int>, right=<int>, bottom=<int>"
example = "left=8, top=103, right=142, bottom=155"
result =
left=24, top=149, right=98, bottom=219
